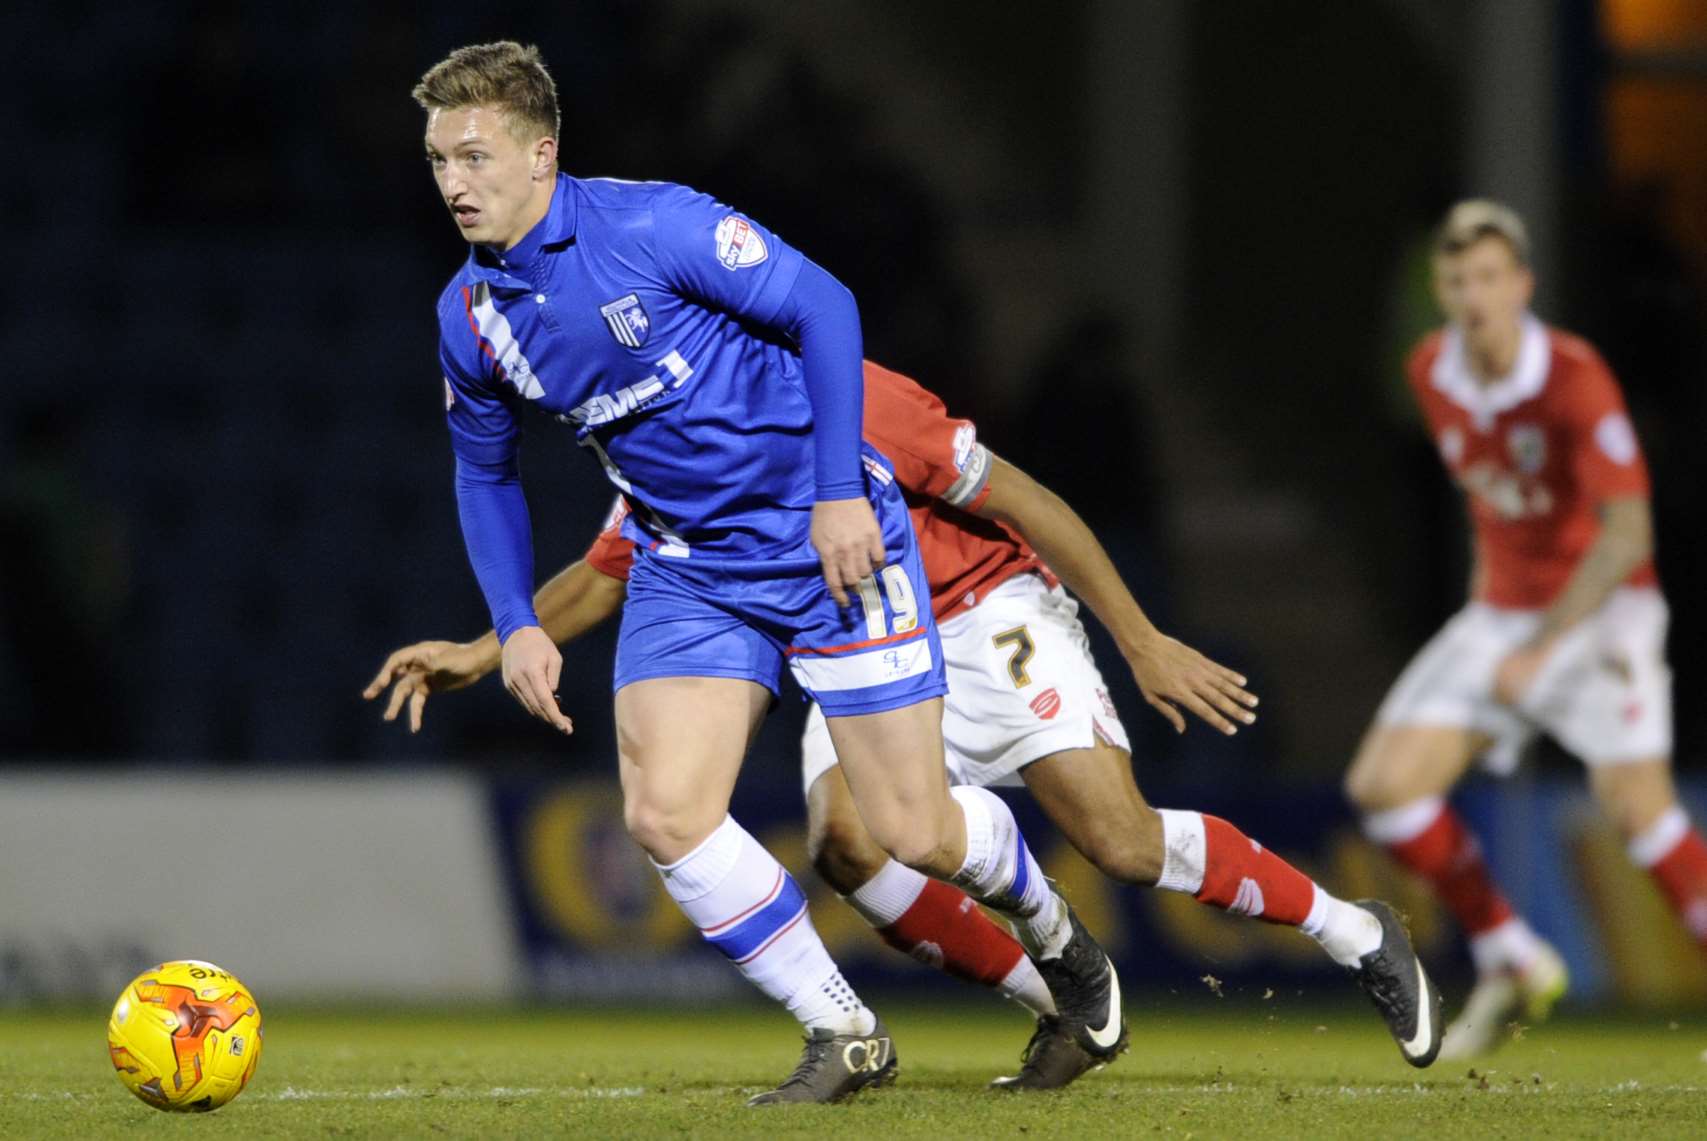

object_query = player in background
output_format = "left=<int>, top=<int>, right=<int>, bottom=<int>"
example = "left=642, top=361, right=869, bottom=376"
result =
left=1343, top=200, right=1707, bottom=1058
left=370, top=362, right=1446, bottom=1083
left=403, top=42, right=1126, bottom=1104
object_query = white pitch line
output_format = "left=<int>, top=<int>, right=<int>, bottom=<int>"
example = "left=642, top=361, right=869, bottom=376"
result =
left=7, top=1081, right=1703, bottom=1103
left=265, top=1085, right=647, bottom=1102
left=0, top=1087, right=649, bottom=1104
left=1108, top=1082, right=1707, bottom=1098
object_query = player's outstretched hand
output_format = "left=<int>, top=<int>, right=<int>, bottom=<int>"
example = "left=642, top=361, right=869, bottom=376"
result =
left=1126, top=633, right=1258, bottom=736
left=811, top=497, right=887, bottom=607
left=362, top=639, right=492, bottom=733
left=501, top=625, right=574, bottom=735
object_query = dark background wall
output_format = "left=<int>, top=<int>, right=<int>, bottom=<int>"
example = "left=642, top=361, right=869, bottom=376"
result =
left=2, top=0, right=1702, bottom=794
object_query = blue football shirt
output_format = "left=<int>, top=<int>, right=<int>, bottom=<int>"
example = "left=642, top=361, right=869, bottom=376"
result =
left=438, top=174, right=844, bottom=567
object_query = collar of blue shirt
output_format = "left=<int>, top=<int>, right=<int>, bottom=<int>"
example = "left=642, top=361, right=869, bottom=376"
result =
left=468, top=173, right=579, bottom=287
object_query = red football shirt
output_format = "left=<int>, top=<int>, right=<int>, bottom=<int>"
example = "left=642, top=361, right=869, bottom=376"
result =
left=1407, top=316, right=1657, bottom=609
left=585, top=360, right=1050, bottom=621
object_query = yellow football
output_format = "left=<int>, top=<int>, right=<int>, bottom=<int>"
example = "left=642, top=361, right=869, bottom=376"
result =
left=106, top=960, right=263, bottom=1112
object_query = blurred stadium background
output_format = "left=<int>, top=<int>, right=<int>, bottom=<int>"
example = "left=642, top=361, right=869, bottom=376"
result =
left=3, top=0, right=1706, bottom=1020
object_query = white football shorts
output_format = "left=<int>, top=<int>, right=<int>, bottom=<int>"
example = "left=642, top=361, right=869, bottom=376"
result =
left=801, top=572, right=1131, bottom=794
left=1373, top=586, right=1672, bottom=773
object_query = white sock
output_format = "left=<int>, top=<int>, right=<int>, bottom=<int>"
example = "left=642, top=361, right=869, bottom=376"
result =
left=656, top=815, right=874, bottom=1035
left=1301, top=886, right=1384, bottom=968
left=1156, top=809, right=1380, bottom=967
left=1628, top=806, right=1691, bottom=869
left=998, top=956, right=1057, bottom=1017
left=848, top=858, right=1056, bottom=1017
left=948, top=785, right=1071, bottom=960
left=845, top=858, right=927, bottom=926
left=788, top=971, right=872, bottom=1033
left=1155, top=808, right=1207, bottom=893
left=1361, top=797, right=1447, bottom=845
left=1467, top=916, right=1544, bottom=976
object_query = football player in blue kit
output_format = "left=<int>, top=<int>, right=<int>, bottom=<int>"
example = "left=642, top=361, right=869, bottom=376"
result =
left=406, top=41, right=1124, bottom=1104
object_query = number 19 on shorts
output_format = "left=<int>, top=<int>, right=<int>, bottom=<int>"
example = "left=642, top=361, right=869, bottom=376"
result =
left=855, top=566, right=919, bottom=640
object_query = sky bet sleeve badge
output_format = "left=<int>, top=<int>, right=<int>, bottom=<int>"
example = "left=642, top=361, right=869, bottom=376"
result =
left=714, top=215, right=769, bottom=270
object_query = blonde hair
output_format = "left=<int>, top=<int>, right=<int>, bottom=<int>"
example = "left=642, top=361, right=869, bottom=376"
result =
left=412, top=41, right=560, bottom=143
left=1434, top=199, right=1530, bottom=265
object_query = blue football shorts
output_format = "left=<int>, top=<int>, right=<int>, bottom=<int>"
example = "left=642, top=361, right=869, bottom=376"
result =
left=613, top=448, right=948, bottom=717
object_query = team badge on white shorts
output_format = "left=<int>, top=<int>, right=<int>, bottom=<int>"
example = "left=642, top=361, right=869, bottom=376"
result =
left=714, top=216, right=768, bottom=269
left=599, top=293, right=651, bottom=348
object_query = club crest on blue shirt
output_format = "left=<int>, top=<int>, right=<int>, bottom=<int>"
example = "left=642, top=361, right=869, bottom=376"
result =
left=599, top=293, right=651, bottom=348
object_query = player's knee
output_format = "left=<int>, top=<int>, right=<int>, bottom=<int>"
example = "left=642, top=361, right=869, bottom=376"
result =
left=809, top=816, right=891, bottom=896
left=1342, top=759, right=1391, bottom=813
left=1590, top=764, right=1678, bottom=843
left=806, top=793, right=890, bottom=894
left=1342, top=766, right=1369, bottom=810
left=1079, top=805, right=1164, bottom=886
left=622, top=798, right=710, bottom=863
left=840, top=790, right=959, bottom=874
left=877, top=821, right=958, bottom=877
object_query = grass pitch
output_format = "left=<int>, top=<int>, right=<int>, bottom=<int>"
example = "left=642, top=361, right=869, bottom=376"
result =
left=2, top=998, right=1704, bottom=1138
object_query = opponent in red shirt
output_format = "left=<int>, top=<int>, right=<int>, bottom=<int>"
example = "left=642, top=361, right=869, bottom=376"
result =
left=371, top=363, right=1443, bottom=1082
left=586, top=361, right=1056, bottom=622
left=1344, top=200, right=1705, bottom=1058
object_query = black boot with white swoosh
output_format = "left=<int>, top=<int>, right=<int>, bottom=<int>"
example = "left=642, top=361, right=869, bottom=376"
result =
left=1349, top=900, right=1443, bottom=1068
left=989, top=1015, right=1104, bottom=1091
left=1032, top=905, right=1128, bottom=1063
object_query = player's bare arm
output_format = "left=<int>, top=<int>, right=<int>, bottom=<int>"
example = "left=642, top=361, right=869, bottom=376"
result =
left=972, top=453, right=1257, bottom=735
left=1533, top=494, right=1653, bottom=642
left=362, top=639, right=492, bottom=732
left=1494, top=494, right=1654, bottom=704
left=364, top=559, right=626, bottom=732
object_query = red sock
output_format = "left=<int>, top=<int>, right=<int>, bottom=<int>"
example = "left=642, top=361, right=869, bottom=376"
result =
left=877, top=878, right=1026, bottom=986
left=1384, top=804, right=1514, bottom=935
left=1193, top=815, right=1317, bottom=925
left=1646, top=828, right=1707, bottom=947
